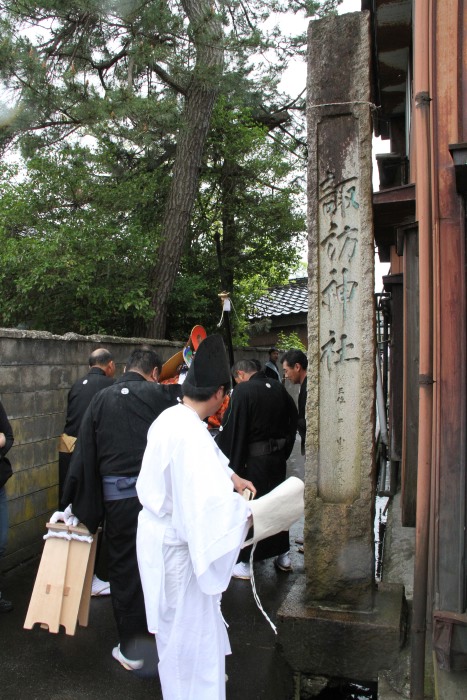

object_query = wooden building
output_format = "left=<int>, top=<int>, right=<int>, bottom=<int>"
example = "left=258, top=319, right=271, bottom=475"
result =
left=367, top=0, right=467, bottom=696
left=248, top=277, right=308, bottom=349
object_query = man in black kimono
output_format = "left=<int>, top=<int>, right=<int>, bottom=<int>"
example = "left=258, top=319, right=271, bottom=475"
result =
left=58, top=347, right=116, bottom=505
left=281, top=349, right=308, bottom=456
left=62, top=347, right=181, bottom=671
left=264, top=347, right=281, bottom=381
left=216, top=359, right=298, bottom=579
left=281, top=349, right=308, bottom=551
left=58, top=348, right=116, bottom=597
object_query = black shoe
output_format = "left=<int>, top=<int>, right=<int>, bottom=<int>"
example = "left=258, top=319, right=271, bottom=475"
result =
left=0, top=598, right=13, bottom=613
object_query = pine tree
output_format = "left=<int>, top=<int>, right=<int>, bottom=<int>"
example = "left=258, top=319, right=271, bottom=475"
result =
left=0, top=0, right=341, bottom=337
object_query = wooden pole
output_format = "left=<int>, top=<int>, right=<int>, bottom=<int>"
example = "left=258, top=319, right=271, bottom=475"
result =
left=218, top=292, right=235, bottom=368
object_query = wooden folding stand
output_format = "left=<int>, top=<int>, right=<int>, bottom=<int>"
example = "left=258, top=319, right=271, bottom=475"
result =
left=24, top=522, right=99, bottom=636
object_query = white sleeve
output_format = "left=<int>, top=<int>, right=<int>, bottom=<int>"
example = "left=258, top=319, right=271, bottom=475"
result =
left=171, top=437, right=250, bottom=595
left=223, top=463, right=234, bottom=480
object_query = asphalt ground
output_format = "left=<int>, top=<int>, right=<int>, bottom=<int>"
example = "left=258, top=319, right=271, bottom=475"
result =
left=0, top=438, right=305, bottom=700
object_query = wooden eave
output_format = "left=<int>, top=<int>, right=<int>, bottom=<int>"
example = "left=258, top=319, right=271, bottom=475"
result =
left=373, top=183, right=416, bottom=261
left=363, top=0, right=412, bottom=138
left=449, top=143, right=467, bottom=196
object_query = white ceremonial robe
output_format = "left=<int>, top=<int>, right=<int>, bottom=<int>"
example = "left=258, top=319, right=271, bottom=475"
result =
left=136, top=403, right=250, bottom=700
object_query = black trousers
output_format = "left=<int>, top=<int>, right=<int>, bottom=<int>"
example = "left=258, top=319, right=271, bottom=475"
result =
left=58, top=451, right=72, bottom=508
left=60, top=451, right=104, bottom=574
left=104, top=497, right=148, bottom=659
left=238, top=452, right=289, bottom=563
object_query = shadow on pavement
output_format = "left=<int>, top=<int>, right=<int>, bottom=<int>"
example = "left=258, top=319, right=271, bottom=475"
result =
left=1, top=437, right=304, bottom=700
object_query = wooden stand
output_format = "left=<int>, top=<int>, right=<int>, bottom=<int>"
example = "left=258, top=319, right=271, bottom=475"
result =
left=24, top=522, right=99, bottom=635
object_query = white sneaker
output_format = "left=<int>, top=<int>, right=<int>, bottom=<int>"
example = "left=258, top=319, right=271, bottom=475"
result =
left=232, top=561, right=251, bottom=580
left=91, top=575, right=111, bottom=596
left=112, top=644, right=144, bottom=671
left=274, top=552, right=293, bottom=572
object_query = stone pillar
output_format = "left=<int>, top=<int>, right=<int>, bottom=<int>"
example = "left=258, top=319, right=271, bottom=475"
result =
left=306, top=10, right=375, bottom=609
left=278, top=13, right=406, bottom=685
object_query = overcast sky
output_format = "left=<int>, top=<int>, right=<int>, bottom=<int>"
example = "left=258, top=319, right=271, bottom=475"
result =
left=339, top=0, right=361, bottom=13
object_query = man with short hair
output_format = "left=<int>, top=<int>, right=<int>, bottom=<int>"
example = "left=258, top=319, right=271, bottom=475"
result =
left=62, top=347, right=181, bottom=671
left=136, top=335, right=256, bottom=700
left=59, top=347, right=116, bottom=597
left=281, top=349, right=308, bottom=456
left=59, top=348, right=116, bottom=504
left=281, top=349, right=308, bottom=551
left=264, top=347, right=281, bottom=381
left=216, top=358, right=298, bottom=578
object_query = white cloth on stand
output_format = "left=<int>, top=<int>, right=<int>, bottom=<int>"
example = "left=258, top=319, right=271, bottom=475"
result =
left=243, top=476, right=304, bottom=547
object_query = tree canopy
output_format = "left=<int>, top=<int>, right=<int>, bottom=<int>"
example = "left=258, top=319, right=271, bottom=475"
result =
left=0, top=0, right=341, bottom=341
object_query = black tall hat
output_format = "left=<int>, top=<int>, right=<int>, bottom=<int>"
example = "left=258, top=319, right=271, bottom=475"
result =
left=183, top=334, right=231, bottom=388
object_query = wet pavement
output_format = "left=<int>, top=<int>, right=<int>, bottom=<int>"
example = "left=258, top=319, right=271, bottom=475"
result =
left=0, top=439, right=305, bottom=700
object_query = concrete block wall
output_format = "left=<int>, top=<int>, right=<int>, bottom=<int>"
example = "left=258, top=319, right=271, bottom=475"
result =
left=0, top=328, right=269, bottom=573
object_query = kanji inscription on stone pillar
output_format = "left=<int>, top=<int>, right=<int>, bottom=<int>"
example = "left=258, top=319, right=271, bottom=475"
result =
left=306, top=11, right=375, bottom=607
left=317, top=115, right=363, bottom=503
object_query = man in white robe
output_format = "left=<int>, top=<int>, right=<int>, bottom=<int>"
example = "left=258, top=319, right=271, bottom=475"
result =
left=136, top=335, right=256, bottom=700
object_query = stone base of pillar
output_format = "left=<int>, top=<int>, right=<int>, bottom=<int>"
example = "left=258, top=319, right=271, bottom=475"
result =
left=277, top=575, right=408, bottom=683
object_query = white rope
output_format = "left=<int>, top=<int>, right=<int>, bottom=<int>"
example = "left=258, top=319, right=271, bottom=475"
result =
left=216, top=293, right=242, bottom=328
left=70, top=532, right=93, bottom=543
left=218, top=599, right=229, bottom=629
left=308, top=100, right=379, bottom=111
left=44, top=529, right=93, bottom=543
left=230, top=298, right=241, bottom=324
left=44, top=530, right=71, bottom=541
left=249, top=544, right=277, bottom=635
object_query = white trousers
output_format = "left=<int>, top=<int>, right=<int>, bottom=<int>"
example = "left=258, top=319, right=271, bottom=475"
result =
left=157, top=541, right=230, bottom=700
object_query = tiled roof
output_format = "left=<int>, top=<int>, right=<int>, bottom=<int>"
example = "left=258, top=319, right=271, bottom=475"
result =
left=249, top=277, right=308, bottom=319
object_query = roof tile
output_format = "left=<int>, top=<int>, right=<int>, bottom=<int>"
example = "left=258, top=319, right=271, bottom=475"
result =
left=249, top=277, right=308, bottom=319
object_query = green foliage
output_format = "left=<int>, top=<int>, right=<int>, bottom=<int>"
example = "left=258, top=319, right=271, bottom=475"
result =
left=0, top=0, right=339, bottom=337
left=276, top=330, right=306, bottom=352
left=0, top=151, right=159, bottom=334
left=183, top=97, right=305, bottom=341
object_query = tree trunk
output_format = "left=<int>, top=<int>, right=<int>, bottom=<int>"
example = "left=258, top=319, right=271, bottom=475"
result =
left=146, top=0, right=224, bottom=339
